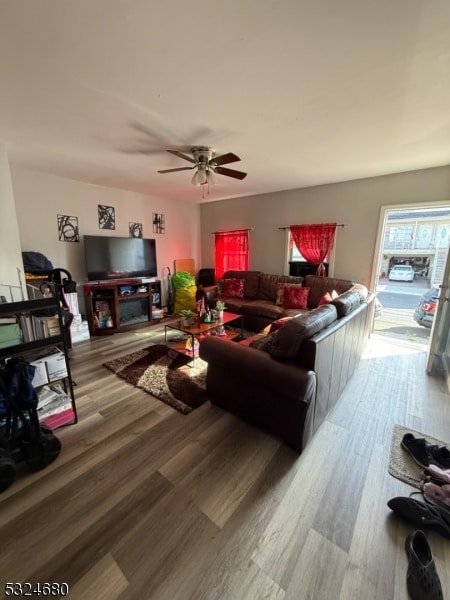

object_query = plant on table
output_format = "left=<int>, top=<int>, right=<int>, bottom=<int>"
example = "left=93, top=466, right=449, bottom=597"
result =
left=215, top=300, right=226, bottom=322
left=180, top=309, right=196, bottom=326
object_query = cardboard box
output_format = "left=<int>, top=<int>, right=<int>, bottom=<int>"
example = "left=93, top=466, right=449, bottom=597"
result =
left=70, top=320, right=90, bottom=344
left=45, top=350, right=68, bottom=381
left=72, top=313, right=83, bottom=325
left=30, top=359, right=49, bottom=387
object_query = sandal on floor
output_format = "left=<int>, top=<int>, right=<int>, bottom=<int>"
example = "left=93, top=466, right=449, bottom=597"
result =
left=387, top=496, right=450, bottom=539
left=405, top=530, right=443, bottom=600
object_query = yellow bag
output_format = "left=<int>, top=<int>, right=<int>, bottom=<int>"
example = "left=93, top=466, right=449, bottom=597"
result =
left=174, top=285, right=197, bottom=314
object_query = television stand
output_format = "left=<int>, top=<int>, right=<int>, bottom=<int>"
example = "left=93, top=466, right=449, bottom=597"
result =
left=83, top=279, right=162, bottom=336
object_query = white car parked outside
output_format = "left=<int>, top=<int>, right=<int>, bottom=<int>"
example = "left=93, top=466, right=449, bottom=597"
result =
left=388, top=265, right=415, bottom=282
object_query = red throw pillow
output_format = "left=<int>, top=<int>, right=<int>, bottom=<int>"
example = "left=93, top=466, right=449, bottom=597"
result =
left=276, top=283, right=303, bottom=306
left=283, top=286, right=310, bottom=309
left=318, top=290, right=338, bottom=306
left=223, top=278, right=245, bottom=298
left=269, top=317, right=292, bottom=333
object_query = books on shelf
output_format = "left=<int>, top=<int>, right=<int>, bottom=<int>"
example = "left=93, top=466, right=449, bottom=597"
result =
left=0, top=316, right=18, bottom=325
left=18, top=313, right=60, bottom=343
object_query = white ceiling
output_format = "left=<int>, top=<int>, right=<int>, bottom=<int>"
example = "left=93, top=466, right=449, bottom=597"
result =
left=1, top=0, right=449, bottom=203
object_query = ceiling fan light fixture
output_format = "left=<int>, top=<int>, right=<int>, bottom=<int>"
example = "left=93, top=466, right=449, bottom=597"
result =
left=191, top=167, right=208, bottom=186
left=207, top=169, right=216, bottom=186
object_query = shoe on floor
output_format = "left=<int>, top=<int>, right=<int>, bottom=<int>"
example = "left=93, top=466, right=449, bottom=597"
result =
left=387, top=496, right=450, bottom=539
left=405, top=530, right=443, bottom=600
left=429, top=445, right=450, bottom=469
left=401, top=433, right=450, bottom=469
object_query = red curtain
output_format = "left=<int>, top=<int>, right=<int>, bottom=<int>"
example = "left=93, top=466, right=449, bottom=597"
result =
left=215, top=230, right=249, bottom=279
left=290, top=223, right=337, bottom=276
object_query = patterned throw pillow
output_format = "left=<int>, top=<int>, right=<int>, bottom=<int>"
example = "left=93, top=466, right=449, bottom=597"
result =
left=268, top=316, right=292, bottom=333
left=276, top=283, right=304, bottom=306
left=275, top=283, right=285, bottom=306
left=318, top=290, right=338, bottom=306
left=223, top=278, right=245, bottom=298
left=249, top=333, right=275, bottom=353
left=283, top=286, right=310, bottom=309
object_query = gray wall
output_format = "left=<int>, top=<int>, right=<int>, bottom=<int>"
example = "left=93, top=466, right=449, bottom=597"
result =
left=0, top=143, right=26, bottom=300
left=200, top=165, right=450, bottom=288
left=9, top=166, right=202, bottom=311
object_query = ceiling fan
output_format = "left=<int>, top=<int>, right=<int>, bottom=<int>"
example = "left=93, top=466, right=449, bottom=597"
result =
left=157, top=146, right=247, bottom=185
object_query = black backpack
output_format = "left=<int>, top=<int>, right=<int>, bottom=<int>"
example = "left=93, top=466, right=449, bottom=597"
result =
left=0, top=448, right=16, bottom=492
left=0, top=357, right=62, bottom=482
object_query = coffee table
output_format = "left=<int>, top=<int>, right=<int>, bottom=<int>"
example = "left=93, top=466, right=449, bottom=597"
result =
left=164, top=311, right=243, bottom=364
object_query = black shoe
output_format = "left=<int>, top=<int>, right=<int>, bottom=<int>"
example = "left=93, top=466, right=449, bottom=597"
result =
left=387, top=496, right=450, bottom=538
left=401, top=433, right=450, bottom=469
left=429, top=444, right=450, bottom=469
left=405, top=530, right=443, bottom=600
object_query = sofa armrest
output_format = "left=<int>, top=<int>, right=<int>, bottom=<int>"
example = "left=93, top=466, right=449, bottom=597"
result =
left=199, top=336, right=317, bottom=451
left=200, top=336, right=314, bottom=395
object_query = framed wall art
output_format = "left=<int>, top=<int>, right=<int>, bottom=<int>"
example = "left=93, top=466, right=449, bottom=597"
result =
left=129, top=222, right=143, bottom=238
left=57, top=214, right=79, bottom=242
left=98, top=205, right=115, bottom=230
left=153, top=213, right=165, bottom=234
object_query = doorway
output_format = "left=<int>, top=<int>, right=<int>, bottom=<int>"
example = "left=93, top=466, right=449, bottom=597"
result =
left=372, top=204, right=450, bottom=349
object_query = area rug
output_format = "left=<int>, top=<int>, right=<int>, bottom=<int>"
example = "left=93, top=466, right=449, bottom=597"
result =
left=103, top=344, right=208, bottom=415
left=388, top=424, right=449, bottom=489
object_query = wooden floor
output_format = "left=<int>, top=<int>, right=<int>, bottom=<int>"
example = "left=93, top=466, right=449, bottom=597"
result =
left=1, top=325, right=450, bottom=600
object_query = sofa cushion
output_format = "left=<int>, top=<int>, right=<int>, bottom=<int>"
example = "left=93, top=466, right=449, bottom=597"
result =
left=240, top=299, right=284, bottom=320
left=270, top=304, right=338, bottom=360
left=223, top=278, right=245, bottom=298
left=283, top=286, right=310, bottom=309
left=258, top=274, right=304, bottom=302
left=222, top=270, right=261, bottom=298
left=304, top=275, right=353, bottom=309
left=258, top=274, right=283, bottom=302
left=220, top=297, right=249, bottom=313
left=331, top=289, right=362, bottom=317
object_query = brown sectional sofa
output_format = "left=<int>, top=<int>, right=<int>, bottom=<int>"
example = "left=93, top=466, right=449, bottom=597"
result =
left=199, top=270, right=375, bottom=453
left=207, top=269, right=360, bottom=332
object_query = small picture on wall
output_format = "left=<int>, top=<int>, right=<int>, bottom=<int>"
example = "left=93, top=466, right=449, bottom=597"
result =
left=57, top=215, right=79, bottom=242
left=153, top=213, right=165, bottom=234
left=98, top=205, right=115, bottom=230
left=129, top=222, right=143, bottom=238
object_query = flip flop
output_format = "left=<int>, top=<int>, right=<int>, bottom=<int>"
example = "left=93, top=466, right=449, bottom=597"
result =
left=387, top=496, right=450, bottom=539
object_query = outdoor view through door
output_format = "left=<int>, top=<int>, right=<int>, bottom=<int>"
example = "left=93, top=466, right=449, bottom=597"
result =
left=373, top=206, right=450, bottom=348
left=214, top=229, right=249, bottom=279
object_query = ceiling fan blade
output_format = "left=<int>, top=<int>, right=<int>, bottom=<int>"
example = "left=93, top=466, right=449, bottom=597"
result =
left=157, top=166, right=195, bottom=174
left=166, top=150, right=196, bottom=164
left=213, top=152, right=241, bottom=166
left=214, top=166, right=247, bottom=180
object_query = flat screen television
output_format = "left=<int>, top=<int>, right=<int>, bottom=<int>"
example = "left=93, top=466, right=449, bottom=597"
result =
left=84, top=235, right=158, bottom=281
